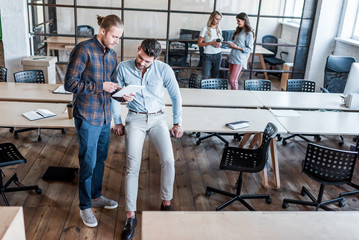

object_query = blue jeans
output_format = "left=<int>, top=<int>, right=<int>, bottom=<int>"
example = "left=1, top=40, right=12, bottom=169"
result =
left=74, top=118, right=111, bottom=210
left=202, top=53, right=222, bottom=79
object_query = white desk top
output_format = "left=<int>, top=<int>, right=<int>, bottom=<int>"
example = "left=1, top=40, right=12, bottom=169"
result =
left=0, top=207, right=26, bottom=240
left=0, top=82, right=72, bottom=103
left=0, top=101, right=73, bottom=128
left=274, top=110, right=359, bottom=135
left=165, top=88, right=263, bottom=108
left=251, top=91, right=356, bottom=111
left=142, top=211, right=359, bottom=240
left=121, top=106, right=286, bottom=133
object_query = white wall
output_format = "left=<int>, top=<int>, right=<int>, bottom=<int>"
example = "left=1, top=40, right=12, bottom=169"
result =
left=334, top=41, right=359, bottom=60
left=305, top=0, right=344, bottom=90
left=0, top=0, right=30, bottom=82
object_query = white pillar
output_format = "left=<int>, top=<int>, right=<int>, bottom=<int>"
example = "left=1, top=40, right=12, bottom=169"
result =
left=1, top=0, right=30, bottom=82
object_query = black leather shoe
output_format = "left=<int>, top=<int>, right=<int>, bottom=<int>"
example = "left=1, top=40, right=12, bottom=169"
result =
left=121, top=216, right=137, bottom=240
left=160, top=202, right=173, bottom=211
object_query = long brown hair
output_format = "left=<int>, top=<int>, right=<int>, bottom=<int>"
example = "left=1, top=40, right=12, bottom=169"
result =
left=232, top=12, right=254, bottom=40
left=97, top=14, right=123, bottom=31
left=206, top=11, right=222, bottom=39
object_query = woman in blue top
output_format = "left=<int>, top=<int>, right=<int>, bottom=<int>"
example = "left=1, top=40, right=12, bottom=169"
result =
left=198, top=11, right=223, bottom=79
left=228, top=12, right=254, bottom=90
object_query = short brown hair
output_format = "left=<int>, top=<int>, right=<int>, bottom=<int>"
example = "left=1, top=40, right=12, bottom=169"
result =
left=97, top=14, right=123, bottom=31
left=140, top=39, right=162, bottom=59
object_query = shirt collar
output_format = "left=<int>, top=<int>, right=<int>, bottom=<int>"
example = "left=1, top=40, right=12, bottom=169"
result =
left=93, top=35, right=110, bottom=54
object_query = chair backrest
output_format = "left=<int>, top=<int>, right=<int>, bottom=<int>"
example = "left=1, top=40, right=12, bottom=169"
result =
left=302, top=143, right=357, bottom=185
left=14, top=70, right=45, bottom=84
left=201, top=78, right=228, bottom=89
left=188, top=73, right=203, bottom=88
left=324, top=55, right=356, bottom=93
left=244, top=79, right=271, bottom=91
left=286, top=79, right=315, bottom=92
left=77, top=25, right=94, bottom=37
left=0, top=143, right=26, bottom=167
left=168, top=41, right=188, bottom=67
left=262, top=35, right=278, bottom=57
left=0, top=67, right=7, bottom=82
left=220, top=122, right=278, bottom=173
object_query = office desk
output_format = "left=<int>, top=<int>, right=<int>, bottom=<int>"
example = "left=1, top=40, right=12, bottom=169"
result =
left=0, top=207, right=26, bottom=240
left=44, top=36, right=89, bottom=56
left=121, top=106, right=286, bottom=188
left=275, top=110, right=359, bottom=135
left=0, top=101, right=73, bottom=128
left=251, top=91, right=356, bottom=111
left=142, top=211, right=359, bottom=240
left=164, top=88, right=263, bottom=108
left=0, top=82, right=72, bottom=103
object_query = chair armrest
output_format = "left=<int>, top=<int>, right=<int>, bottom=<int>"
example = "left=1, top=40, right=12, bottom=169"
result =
left=320, top=87, right=330, bottom=93
left=279, top=51, right=289, bottom=60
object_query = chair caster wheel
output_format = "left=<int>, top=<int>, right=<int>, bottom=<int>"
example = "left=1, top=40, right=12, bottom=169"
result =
left=196, top=132, right=201, bottom=138
left=338, top=142, right=344, bottom=147
left=36, top=188, right=42, bottom=195
left=9, top=128, right=14, bottom=133
left=14, top=133, right=18, bottom=138
left=339, top=199, right=346, bottom=207
left=62, top=129, right=66, bottom=134
left=301, top=187, right=306, bottom=196
left=266, top=197, right=272, bottom=204
left=38, top=136, right=42, bottom=142
left=282, top=140, right=287, bottom=146
left=196, top=140, right=201, bottom=146
left=206, top=190, right=213, bottom=196
left=277, top=134, right=282, bottom=141
left=282, top=201, right=289, bottom=209
left=314, top=135, right=321, bottom=141
left=234, top=134, right=242, bottom=141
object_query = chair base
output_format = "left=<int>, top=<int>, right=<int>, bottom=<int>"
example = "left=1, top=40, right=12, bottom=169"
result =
left=1, top=172, right=42, bottom=206
left=282, top=186, right=345, bottom=211
left=282, top=134, right=321, bottom=145
left=339, top=182, right=359, bottom=198
left=196, top=133, right=243, bottom=147
left=206, top=186, right=272, bottom=211
left=14, top=127, right=66, bottom=142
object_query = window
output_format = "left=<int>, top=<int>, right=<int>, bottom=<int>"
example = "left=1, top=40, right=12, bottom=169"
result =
left=338, top=0, right=359, bottom=41
left=283, top=0, right=304, bottom=25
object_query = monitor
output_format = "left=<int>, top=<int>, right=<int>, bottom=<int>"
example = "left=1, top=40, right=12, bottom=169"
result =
left=343, top=62, right=359, bottom=95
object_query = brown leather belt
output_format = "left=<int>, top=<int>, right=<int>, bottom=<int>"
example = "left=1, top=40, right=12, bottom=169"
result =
left=129, top=109, right=163, bottom=115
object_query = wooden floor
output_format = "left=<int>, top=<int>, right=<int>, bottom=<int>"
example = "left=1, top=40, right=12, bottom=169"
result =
left=1, top=124, right=359, bottom=239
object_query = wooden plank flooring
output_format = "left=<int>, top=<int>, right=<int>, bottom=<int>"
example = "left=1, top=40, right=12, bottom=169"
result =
left=1, top=126, right=359, bottom=239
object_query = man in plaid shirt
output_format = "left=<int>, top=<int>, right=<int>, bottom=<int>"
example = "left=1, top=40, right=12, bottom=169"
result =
left=65, top=15, right=133, bottom=228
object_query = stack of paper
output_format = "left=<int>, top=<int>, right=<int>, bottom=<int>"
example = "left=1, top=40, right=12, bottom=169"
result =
left=225, top=121, right=250, bottom=130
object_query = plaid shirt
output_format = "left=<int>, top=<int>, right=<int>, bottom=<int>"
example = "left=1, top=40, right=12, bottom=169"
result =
left=65, top=36, right=117, bottom=126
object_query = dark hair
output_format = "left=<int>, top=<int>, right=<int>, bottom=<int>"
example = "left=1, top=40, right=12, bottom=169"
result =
left=232, top=12, right=255, bottom=40
left=140, top=39, right=162, bottom=59
left=97, top=14, right=123, bottom=31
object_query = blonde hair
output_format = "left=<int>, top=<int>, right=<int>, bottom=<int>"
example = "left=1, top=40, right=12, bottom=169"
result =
left=206, top=11, right=222, bottom=39
left=97, top=14, right=123, bottom=32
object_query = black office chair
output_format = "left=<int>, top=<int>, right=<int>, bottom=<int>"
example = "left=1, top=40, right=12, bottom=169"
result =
left=32, top=25, right=46, bottom=55
left=244, top=79, right=271, bottom=91
left=321, top=56, right=356, bottom=146
left=282, top=79, right=320, bottom=145
left=77, top=25, right=95, bottom=37
left=262, top=35, right=287, bottom=77
left=282, top=143, right=357, bottom=211
left=206, top=122, right=278, bottom=211
left=0, top=66, right=7, bottom=82
left=13, top=70, right=66, bottom=142
left=321, top=55, right=356, bottom=93
left=0, top=67, right=14, bottom=133
left=196, top=79, right=235, bottom=146
left=188, top=73, right=203, bottom=89
left=0, top=143, right=42, bottom=205
left=168, top=41, right=189, bottom=86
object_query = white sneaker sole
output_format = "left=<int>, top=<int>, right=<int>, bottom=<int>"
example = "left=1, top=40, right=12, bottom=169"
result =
left=82, top=220, right=98, bottom=228
left=104, top=202, right=118, bottom=209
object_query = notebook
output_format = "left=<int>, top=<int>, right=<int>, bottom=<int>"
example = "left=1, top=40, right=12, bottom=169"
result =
left=22, top=109, right=56, bottom=121
left=225, top=121, right=250, bottom=130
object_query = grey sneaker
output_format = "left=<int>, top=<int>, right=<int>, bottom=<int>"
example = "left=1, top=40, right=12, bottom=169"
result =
left=91, top=196, right=118, bottom=209
left=80, top=208, right=98, bottom=228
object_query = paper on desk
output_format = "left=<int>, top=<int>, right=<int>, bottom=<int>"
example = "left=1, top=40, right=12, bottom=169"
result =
left=53, top=85, right=71, bottom=94
left=270, top=109, right=301, bottom=117
left=112, top=85, right=145, bottom=97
